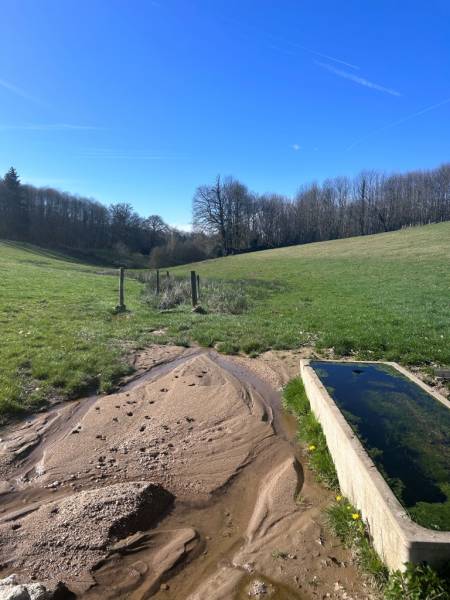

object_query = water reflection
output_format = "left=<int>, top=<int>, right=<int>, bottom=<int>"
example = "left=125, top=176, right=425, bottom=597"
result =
left=311, top=361, right=450, bottom=531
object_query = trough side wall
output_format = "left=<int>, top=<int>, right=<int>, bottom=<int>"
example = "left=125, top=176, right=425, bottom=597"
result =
left=300, top=360, right=450, bottom=572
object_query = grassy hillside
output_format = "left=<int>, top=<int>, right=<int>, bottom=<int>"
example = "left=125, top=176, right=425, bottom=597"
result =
left=174, top=222, right=450, bottom=363
left=0, top=222, right=449, bottom=417
left=0, top=242, right=167, bottom=417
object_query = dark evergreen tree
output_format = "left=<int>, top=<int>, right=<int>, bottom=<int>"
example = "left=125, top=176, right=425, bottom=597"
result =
left=2, top=167, right=29, bottom=239
left=4, top=167, right=21, bottom=190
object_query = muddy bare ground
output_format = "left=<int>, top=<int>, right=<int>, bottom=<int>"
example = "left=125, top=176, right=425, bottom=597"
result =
left=0, top=346, right=378, bottom=600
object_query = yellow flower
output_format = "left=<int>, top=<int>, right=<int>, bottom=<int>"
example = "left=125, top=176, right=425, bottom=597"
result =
left=352, top=513, right=360, bottom=520
left=308, top=444, right=316, bottom=451
left=335, top=495, right=342, bottom=502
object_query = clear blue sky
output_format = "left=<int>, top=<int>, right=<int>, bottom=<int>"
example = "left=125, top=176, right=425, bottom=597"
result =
left=1, top=0, right=449, bottom=228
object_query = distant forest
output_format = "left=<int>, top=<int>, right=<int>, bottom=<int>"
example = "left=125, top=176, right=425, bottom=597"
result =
left=1, top=163, right=449, bottom=267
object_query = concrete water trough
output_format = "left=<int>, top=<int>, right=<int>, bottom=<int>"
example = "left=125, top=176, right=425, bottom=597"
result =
left=300, top=359, right=450, bottom=571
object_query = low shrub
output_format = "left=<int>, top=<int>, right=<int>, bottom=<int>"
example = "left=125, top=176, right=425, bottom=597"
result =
left=205, top=282, right=248, bottom=314
left=158, top=281, right=190, bottom=310
left=143, top=278, right=191, bottom=310
left=142, top=275, right=249, bottom=315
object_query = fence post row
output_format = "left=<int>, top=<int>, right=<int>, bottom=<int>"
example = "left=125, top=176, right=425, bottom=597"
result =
left=190, top=270, right=198, bottom=307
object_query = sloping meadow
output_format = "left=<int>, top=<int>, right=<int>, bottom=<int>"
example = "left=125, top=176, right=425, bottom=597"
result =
left=1, top=221, right=449, bottom=418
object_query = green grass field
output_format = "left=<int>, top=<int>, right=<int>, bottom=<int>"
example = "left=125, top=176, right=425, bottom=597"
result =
left=1, top=222, right=449, bottom=418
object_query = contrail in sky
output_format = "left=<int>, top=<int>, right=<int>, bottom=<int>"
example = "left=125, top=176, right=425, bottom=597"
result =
left=346, top=96, right=450, bottom=150
left=316, top=61, right=401, bottom=97
left=0, top=77, right=40, bottom=103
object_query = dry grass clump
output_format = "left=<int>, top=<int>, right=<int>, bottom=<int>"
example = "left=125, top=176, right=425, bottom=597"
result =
left=142, top=274, right=248, bottom=315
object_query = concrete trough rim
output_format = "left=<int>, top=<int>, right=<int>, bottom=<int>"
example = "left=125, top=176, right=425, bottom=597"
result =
left=301, top=358, right=450, bottom=543
left=305, top=358, right=450, bottom=411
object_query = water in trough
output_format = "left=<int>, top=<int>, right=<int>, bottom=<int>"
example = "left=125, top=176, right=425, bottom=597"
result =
left=310, top=361, right=450, bottom=531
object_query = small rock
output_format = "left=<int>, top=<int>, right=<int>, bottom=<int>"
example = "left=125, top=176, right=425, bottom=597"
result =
left=25, top=582, right=47, bottom=600
left=0, top=575, right=19, bottom=587
left=3, top=585, right=30, bottom=599
left=248, top=579, right=268, bottom=598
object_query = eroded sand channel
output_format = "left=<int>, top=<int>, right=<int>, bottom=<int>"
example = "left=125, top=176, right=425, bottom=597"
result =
left=0, top=347, right=375, bottom=600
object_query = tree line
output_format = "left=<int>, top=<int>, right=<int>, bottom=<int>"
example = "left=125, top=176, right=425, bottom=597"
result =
left=0, top=167, right=175, bottom=265
left=1, top=163, right=449, bottom=267
left=192, top=163, right=450, bottom=255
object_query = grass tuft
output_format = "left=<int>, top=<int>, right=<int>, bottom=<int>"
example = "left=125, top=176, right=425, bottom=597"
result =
left=216, top=341, right=239, bottom=355
left=142, top=274, right=249, bottom=315
left=326, top=499, right=388, bottom=587
left=282, top=378, right=338, bottom=489
left=384, top=562, right=450, bottom=599
left=241, top=338, right=265, bottom=356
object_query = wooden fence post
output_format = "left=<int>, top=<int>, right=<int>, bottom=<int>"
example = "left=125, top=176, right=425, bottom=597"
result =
left=156, top=269, right=160, bottom=295
left=190, top=270, right=198, bottom=307
left=196, top=274, right=200, bottom=300
left=166, top=270, right=170, bottom=280
left=118, top=267, right=126, bottom=311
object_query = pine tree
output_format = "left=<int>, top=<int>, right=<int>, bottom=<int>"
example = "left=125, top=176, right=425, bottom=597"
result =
left=2, top=167, right=29, bottom=240
left=3, top=166, right=21, bottom=190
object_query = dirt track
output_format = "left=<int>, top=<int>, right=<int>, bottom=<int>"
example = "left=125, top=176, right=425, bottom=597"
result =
left=0, top=346, right=377, bottom=600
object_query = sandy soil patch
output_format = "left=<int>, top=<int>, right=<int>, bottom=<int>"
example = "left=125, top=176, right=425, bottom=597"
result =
left=127, top=343, right=187, bottom=379
left=0, top=345, right=378, bottom=600
left=230, top=348, right=315, bottom=390
left=37, top=352, right=273, bottom=500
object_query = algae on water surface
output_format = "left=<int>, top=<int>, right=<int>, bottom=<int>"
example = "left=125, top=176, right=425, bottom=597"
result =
left=311, top=361, right=450, bottom=531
